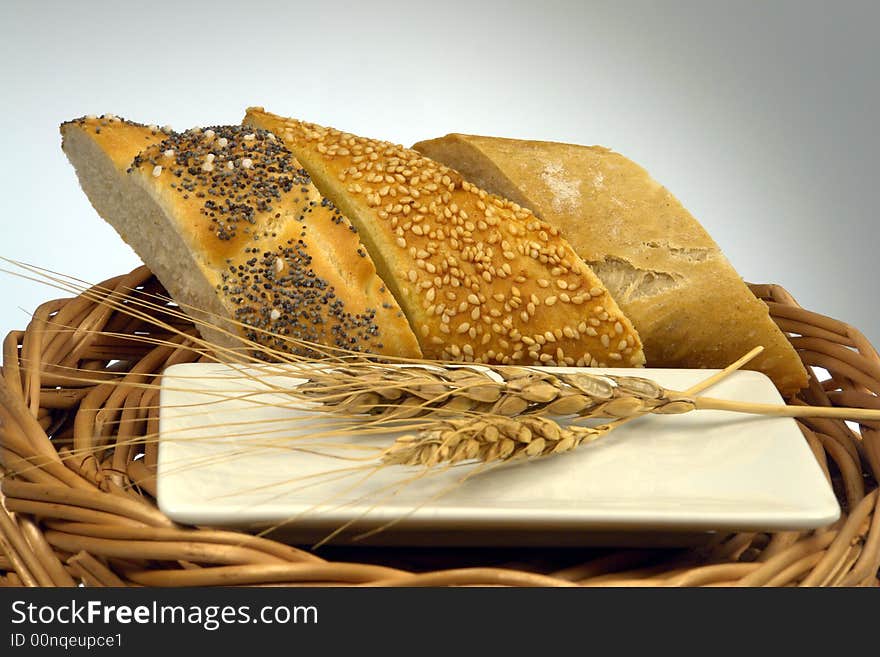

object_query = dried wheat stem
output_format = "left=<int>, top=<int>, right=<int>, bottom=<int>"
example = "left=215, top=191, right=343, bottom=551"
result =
left=691, top=397, right=880, bottom=422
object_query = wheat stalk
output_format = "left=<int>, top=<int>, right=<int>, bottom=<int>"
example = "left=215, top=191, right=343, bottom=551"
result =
left=293, top=362, right=694, bottom=422
left=373, top=345, right=842, bottom=469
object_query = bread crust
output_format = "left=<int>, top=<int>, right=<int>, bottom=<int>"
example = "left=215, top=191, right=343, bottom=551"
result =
left=61, top=115, right=421, bottom=358
left=414, top=133, right=808, bottom=393
left=245, top=108, right=646, bottom=368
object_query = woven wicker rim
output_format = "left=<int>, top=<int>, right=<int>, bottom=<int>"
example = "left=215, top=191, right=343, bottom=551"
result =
left=0, top=267, right=878, bottom=587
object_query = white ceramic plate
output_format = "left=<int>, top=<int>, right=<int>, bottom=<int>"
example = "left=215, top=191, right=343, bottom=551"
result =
left=157, top=364, right=839, bottom=546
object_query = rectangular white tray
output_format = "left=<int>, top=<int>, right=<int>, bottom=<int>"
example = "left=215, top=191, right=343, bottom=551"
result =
left=157, top=364, right=839, bottom=546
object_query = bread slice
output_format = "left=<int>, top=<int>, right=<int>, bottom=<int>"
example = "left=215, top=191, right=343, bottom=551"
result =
left=244, top=108, right=646, bottom=368
left=61, top=115, right=421, bottom=358
left=413, top=134, right=809, bottom=393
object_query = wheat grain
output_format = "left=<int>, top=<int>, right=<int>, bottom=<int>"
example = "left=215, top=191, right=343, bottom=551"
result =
left=382, top=415, right=608, bottom=466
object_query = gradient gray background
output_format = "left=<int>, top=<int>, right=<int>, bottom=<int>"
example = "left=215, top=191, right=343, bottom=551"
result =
left=1, top=1, right=877, bottom=347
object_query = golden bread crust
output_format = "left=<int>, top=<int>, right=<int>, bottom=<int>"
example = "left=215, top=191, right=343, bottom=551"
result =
left=61, top=115, right=421, bottom=358
left=61, top=115, right=171, bottom=170
left=414, top=133, right=808, bottom=393
left=246, top=108, right=646, bottom=368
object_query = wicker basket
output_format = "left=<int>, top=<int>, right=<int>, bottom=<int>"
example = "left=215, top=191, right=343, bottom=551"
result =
left=0, top=266, right=877, bottom=587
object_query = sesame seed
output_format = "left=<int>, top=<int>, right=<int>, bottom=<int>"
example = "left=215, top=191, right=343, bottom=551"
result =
left=151, top=165, right=162, bottom=177
left=544, top=296, right=557, bottom=306
left=243, top=133, right=256, bottom=141
left=164, top=149, right=174, bottom=158
left=241, top=158, right=253, bottom=169
left=601, top=334, right=610, bottom=348
left=270, top=308, right=281, bottom=321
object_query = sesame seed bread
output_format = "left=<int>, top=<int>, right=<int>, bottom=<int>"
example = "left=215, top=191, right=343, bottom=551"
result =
left=244, top=108, right=646, bottom=368
left=60, top=115, right=421, bottom=358
left=413, top=134, right=809, bottom=394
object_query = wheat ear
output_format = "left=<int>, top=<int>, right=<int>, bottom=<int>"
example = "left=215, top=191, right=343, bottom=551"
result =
left=293, top=363, right=694, bottom=421
left=378, top=348, right=768, bottom=468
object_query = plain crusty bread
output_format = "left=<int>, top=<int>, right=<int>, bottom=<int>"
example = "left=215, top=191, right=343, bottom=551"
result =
left=413, top=134, right=809, bottom=393
left=61, top=115, right=421, bottom=358
left=244, top=108, right=646, bottom=368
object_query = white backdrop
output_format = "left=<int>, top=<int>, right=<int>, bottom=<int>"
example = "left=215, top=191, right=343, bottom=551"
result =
left=1, top=0, right=877, bottom=346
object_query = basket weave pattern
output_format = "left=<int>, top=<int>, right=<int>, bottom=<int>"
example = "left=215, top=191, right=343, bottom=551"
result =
left=0, top=267, right=877, bottom=587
